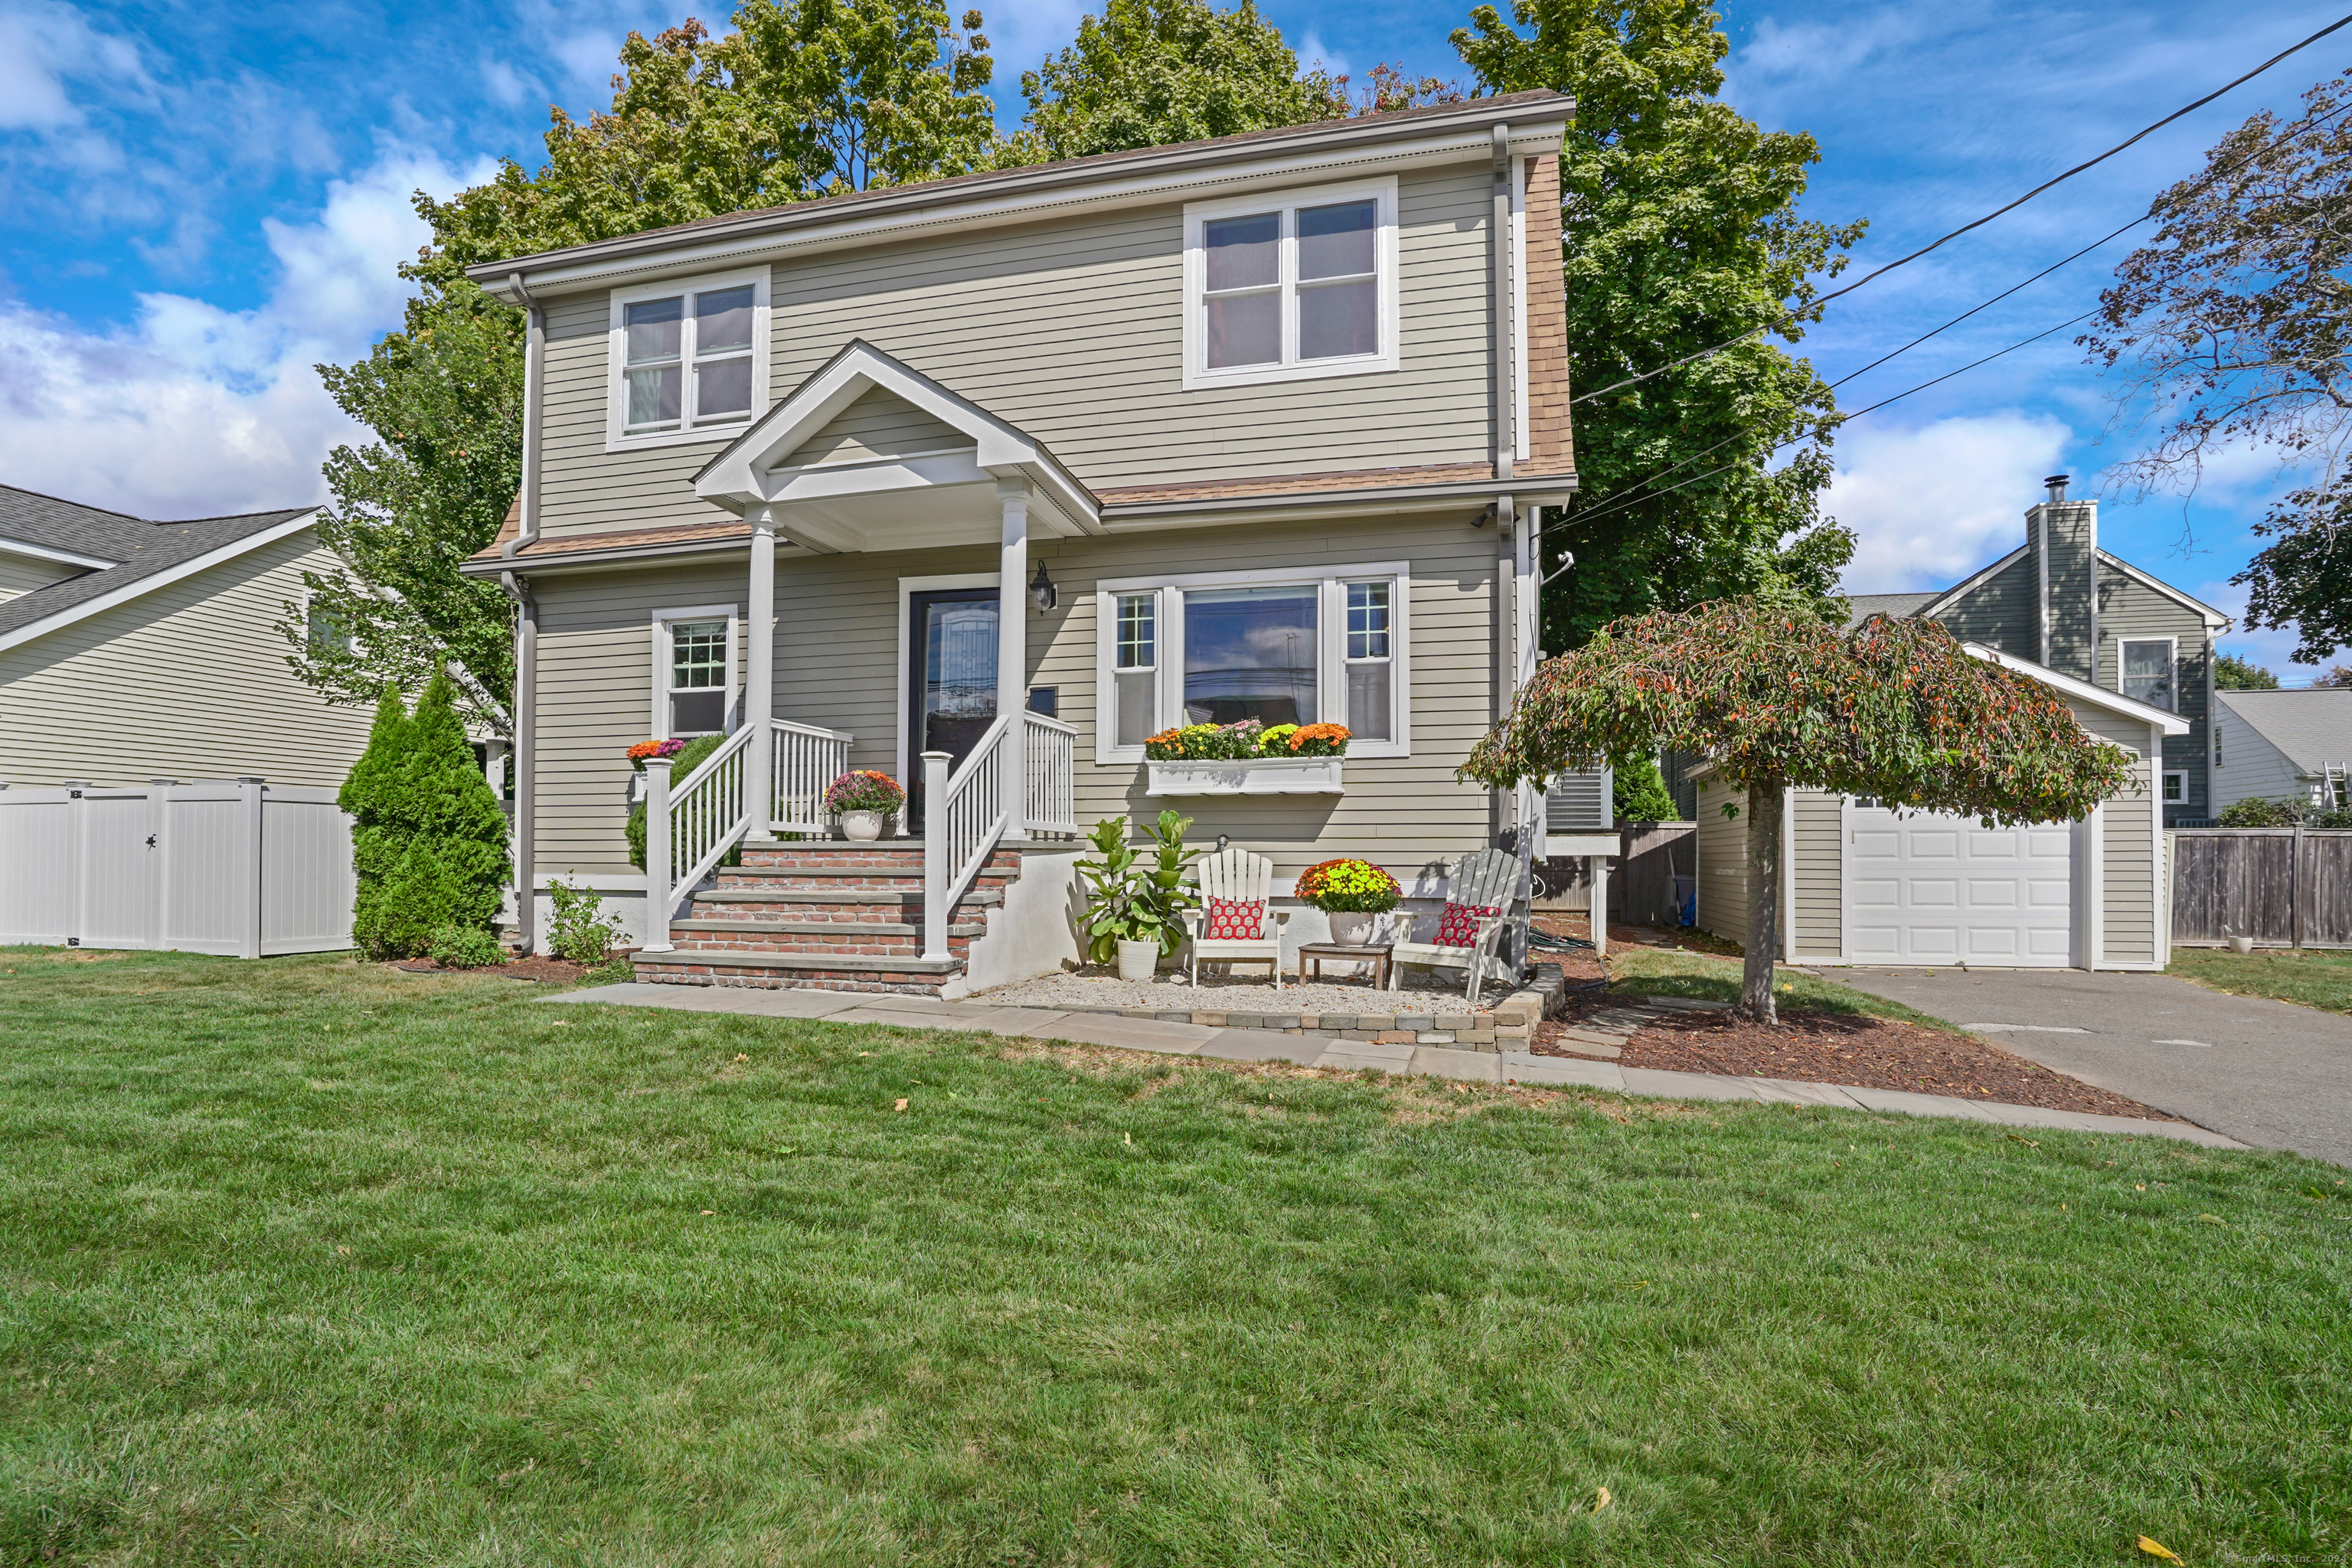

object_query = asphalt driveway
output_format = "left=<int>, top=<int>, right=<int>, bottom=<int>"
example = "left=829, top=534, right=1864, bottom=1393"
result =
left=1834, top=966, right=2352, bottom=1167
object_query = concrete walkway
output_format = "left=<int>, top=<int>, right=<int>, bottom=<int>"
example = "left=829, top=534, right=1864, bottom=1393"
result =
left=1836, top=965, right=2352, bottom=1166
left=544, top=983, right=2243, bottom=1149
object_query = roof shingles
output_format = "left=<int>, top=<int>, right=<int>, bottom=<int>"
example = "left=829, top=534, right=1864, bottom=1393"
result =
left=0, top=485, right=313, bottom=641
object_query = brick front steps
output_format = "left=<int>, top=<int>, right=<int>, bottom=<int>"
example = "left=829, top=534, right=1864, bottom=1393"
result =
left=634, top=841, right=1024, bottom=997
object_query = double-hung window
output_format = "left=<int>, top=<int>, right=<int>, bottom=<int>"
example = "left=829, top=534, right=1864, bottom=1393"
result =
left=608, top=269, right=769, bottom=449
left=1096, top=563, right=1410, bottom=762
left=2121, top=639, right=2177, bottom=710
left=652, top=606, right=737, bottom=738
left=1182, top=178, right=1399, bottom=389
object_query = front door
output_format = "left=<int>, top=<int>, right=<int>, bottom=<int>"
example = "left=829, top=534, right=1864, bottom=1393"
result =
left=906, top=588, right=999, bottom=830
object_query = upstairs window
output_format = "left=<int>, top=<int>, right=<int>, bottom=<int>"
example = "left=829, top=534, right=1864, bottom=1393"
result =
left=1183, top=178, right=1398, bottom=390
left=2122, top=639, right=2177, bottom=711
left=608, top=269, right=769, bottom=450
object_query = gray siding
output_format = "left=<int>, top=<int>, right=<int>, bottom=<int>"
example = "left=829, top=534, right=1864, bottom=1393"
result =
left=2095, top=570, right=2212, bottom=821
left=786, top=387, right=967, bottom=467
left=2212, top=702, right=2309, bottom=814
left=2072, top=701, right=2161, bottom=966
left=1936, top=551, right=2034, bottom=655
left=1695, top=776, right=1748, bottom=949
left=525, top=514, right=1502, bottom=888
left=532, top=163, right=1499, bottom=542
left=0, top=552, right=80, bottom=601
left=1789, top=789, right=1841, bottom=959
left=0, top=531, right=379, bottom=789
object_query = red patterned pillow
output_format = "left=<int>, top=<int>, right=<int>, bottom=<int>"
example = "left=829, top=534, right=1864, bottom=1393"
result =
left=1205, top=896, right=1265, bottom=941
left=1434, top=900, right=1500, bottom=947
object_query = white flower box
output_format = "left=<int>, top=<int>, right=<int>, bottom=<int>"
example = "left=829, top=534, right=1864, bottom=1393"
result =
left=1145, top=757, right=1345, bottom=796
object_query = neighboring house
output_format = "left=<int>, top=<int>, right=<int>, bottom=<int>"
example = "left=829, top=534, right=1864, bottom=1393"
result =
left=1847, top=474, right=2232, bottom=827
left=459, top=93, right=1580, bottom=991
left=1690, top=474, right=2207, bottom=972
left=2212, top=688, right=2352, bottom=814
left=0, top=485, right=377, bottom=789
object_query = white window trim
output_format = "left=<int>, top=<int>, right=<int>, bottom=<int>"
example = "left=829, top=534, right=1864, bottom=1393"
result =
left=1180, top=175, right=1400, bottom=391
left=1093, top=560, right=1410, bottom=764
left=650, top=603, right=740, bottom=740
left=2161, top=769, right=2188, bottom=805
left=606, top=266, right=772, bottom=453
left=2115, top=634, right=2180, bottom=713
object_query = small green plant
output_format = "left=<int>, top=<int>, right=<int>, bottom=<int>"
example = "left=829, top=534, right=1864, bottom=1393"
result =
left=547, top=877, right=626, bottom=964
left=2216, top=796, right=2304, bottom=827
left=1075, top=811, right=1202, bottom=962
left=1613, top=755, right=1681, bottom=822
left=428, top=925, right=508, bottom=969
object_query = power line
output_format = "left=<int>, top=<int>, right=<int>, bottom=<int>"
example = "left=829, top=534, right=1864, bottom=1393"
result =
left=1567, top=11, right=2352, bottom=409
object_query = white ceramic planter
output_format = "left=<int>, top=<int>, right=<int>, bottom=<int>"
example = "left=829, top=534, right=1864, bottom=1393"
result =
left=1326, top=911, right=1375, bottom=946
left=1116, top=939, right=1160, bottom=981
left=1145, top=757, right=1344, bottom=796
left=839, top=810, right=887, bottom=841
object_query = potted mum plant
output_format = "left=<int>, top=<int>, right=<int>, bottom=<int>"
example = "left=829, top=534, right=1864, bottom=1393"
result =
left=1295, top=857, right=1402, bottom=946
left=823, top=770, right=905, bottom=841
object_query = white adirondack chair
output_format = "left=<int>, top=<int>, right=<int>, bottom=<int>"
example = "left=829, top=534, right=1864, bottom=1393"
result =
left=1182, top=848, right=1290, bottom=988
left=1389, top=848, right=1527, bottom=1005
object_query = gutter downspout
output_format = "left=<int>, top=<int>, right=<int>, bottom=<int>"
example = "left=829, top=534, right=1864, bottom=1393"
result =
left=500, top=271, right=544, bottom=952
left=1491, top=123, right=1515, bottom=485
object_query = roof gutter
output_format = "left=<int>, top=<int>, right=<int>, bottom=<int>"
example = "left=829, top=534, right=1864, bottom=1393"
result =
left=501, top=272, right=544, bottom=560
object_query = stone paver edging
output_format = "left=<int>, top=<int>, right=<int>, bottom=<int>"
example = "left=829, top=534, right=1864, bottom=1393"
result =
left=545, top=982, right=2245, bottom=1149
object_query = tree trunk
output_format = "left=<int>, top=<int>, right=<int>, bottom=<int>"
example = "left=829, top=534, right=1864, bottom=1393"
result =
left=1742, top=776, right=1783, bottom=1024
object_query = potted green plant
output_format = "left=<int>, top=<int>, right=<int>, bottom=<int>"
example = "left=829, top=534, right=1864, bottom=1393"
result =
left=1294, top=857, right=1403, bottom=946
left=1076, top=810, right=1201, bottom=980
left=823, top=770, right=905, bottom=841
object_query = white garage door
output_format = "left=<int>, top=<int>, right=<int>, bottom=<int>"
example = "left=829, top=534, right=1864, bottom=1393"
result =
left=1844, top=802, right=2074, bottom=965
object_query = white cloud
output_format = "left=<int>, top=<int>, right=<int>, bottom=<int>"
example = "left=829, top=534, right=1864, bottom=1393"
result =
left=0, top=149, right=491, bottom=521
left=0, top=0, right=145, bottom=132
left=1830, top=410, right=2073, bottom=593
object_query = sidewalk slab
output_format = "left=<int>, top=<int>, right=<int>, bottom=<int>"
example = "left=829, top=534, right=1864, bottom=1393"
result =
left=1410, top=1046, right=1503, bottom=1083
left=1018, top=1014, right=1214, bottom=1055
left=1746, top=1077, right=1868, bottom=1110
left=1619, top=1067, right=1759, bottom=1102
left=1317, top=1039, right=1416, bottom=1074
left=1194, top=1031, right=1328, bottom=1066
left=1842, top=1085, right=2004, bottom=1122
left=1501, top=1052, right=1625, bottom=1089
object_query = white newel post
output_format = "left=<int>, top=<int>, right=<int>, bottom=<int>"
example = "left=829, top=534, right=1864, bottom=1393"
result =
left=997, top=480, right=1029, bottom=839
left=921, top=750, right=952, bottom=960
left=642, top=756, right=674, bottom=952
left=743, top=508, right=777, bottom=841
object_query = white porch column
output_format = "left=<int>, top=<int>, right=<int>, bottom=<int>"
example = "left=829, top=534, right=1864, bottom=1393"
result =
left=997, top=479, right=1029, bottom=839
left=743, top=507, right=777, bottom=841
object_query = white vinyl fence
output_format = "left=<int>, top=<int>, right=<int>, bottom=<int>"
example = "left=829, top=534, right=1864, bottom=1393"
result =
left=0, top=778, right=354, bottom=956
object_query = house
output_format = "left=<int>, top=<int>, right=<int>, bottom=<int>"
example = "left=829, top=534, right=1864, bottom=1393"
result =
left=1692, top=475, right=2204, bottom=971
left=2212, top=688, right=2352, bottom=814
left=459, top=93, right=1579, bottom=993
left=1846, top=474, right=2231, bottom=827
left=0, top=485, right=377, bottom=789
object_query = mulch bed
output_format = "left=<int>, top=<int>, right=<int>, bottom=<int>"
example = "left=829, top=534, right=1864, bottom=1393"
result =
left=388, top=955, right=603, bottom=984
left=1538, top=998, right=2173, bottom=1121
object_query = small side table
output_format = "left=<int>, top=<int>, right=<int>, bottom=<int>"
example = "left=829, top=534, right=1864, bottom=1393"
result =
left=1296, top=941, right=1393, bottom=989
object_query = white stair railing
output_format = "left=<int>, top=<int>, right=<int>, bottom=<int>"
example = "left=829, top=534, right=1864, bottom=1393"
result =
left=1022, top=710, right=1080, bottom=835
left=921, top=715, right=1012, bottom=961
left=771, top=720, right=854, bottom=835
left=641, top=725, right=753, bottom=951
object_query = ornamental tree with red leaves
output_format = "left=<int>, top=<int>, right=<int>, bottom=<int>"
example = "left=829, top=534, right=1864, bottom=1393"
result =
left=1461, top=600, right=2135, bottom=1023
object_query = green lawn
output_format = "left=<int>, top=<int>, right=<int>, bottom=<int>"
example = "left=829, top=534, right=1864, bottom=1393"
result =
left=2, top=949, right=2347, bottom=1566
left=2170, top=944, right=2352, bottom=1014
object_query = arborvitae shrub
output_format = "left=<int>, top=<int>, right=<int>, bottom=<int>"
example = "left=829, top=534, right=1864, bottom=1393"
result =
left=342, top=675, right=509, bottom=959
left=1613, top=755, right=1682, bottom=822
left=407, top=673, right=510, bottom=932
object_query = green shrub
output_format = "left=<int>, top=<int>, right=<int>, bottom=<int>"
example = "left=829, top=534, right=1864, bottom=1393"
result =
left=2216, top=797, right=2302, bottom=827
left=1614, top=755, right=1681, bottom=822
left=547, top=877, right=626, bottom=964
left=355, top=838, right=461, bottom=959
left=626, top=733, right=743, bottom=871
left=429, top=925, right=508, bottom=969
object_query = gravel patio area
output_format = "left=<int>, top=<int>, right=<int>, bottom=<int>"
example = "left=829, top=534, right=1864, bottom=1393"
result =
left=966, top=962, right=1478, bottom=1016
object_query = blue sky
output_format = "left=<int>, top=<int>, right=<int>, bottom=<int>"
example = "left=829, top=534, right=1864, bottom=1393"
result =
left=1, top=0, right=2341, bottom=675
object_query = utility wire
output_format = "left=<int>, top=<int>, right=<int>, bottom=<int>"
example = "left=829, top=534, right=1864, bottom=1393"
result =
left=1567, top=11, right=2352, bottom=409
left=1537, top=92, right=2352, bottom=581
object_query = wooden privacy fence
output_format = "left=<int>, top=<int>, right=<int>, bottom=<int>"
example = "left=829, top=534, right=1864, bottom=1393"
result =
left=1534, top=822, right=1697, bottom=926
left=0, top=779, right=354, bottom=956
left=2169, top=826, right=2352, bottom=948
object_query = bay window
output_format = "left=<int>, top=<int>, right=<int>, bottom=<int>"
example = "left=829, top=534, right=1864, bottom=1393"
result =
left=608, top=268, right=769, bottom=450
left=1183, top=178, right=1399, bottom=389
left=1096, top=563, right=1409, bottom=762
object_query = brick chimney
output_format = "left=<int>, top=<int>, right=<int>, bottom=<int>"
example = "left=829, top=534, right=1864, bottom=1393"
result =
left=2027, top=473, right=2097, bottom=680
